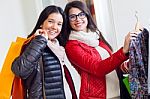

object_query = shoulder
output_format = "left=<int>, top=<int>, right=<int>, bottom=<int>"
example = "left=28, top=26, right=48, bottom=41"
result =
left=99, top=40, right=112, bottom=54
left=66, top=40, right=83, bottom=48
left=65, top=40, right=92, bottom=49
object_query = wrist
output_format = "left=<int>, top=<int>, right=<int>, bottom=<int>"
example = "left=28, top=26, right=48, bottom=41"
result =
left=125, top=52, right=129, bottom=56
left=122, top=47, right=129, bottom=56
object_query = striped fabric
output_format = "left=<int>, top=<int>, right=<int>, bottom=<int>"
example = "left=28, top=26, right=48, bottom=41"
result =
left=42, top=47, right=66, bottom=99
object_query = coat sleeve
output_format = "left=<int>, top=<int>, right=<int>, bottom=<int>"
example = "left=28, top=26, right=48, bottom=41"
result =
left=11, top=35, right=47, bottom=79
left=65, top=41, right=128, bottom=77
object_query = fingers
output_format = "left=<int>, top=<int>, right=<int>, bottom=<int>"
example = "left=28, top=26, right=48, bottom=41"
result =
left=130, top=31, right=138, bottom=40
left=35, top=29, right=41, bottom=36
left=35, top=29, right=48, bottom=40
left=130, top=29, right=142, bottom=40
left=122, top=31, right=138, bottom=54
left=120, top=62, right=129, bottom=73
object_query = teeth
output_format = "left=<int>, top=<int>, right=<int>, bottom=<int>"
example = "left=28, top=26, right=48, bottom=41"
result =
left=76, top=23, right=82, bottom=26
left=50, top=32, right=55, bottom=35
left=48, top=31, right=55, bottom=35
left=47, top=30, right=56, bottom=35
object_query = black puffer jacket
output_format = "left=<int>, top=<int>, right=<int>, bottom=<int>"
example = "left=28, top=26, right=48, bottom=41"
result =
left=11, top=35, right=65, bottom=99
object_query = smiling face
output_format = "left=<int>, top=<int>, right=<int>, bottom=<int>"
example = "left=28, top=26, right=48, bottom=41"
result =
left=41, top=13, right=63, bottom=40
left=69, top=7, right=88, bottom=32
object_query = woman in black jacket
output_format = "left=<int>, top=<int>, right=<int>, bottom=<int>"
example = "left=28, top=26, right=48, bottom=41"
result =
left=11, top=5, right=78, bottom=99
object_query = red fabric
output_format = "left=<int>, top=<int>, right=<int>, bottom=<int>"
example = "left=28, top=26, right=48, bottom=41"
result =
left=63, top=65, right=77, bottom=99
left=12, top=77, right=25, bottom=99
left=65, top=40, right=128, bottom=99
left=99, top=41, right=112, bottom=55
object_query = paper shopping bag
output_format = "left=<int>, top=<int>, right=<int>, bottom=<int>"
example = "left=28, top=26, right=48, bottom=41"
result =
left=123, top=76, right=131, bottom=95
left=0, top=36, right=33, bottom=99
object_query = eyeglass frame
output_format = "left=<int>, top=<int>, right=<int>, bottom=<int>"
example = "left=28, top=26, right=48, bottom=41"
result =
left=69, top=12, right=86, bottom=21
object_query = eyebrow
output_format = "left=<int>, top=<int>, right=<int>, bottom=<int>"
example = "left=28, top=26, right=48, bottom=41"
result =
left=47, top=18, right=63, bottom=23
left=69, top=11, right=83, bottom=15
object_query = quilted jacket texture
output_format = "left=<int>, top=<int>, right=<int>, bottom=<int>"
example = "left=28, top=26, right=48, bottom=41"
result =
left=12, top=35, right=77, bottom=99
left=65, top=40, right=128, bottom=99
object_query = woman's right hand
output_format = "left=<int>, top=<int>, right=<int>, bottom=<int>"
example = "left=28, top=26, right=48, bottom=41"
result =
left=120, top=60, right=129, bottom=73
left=35, top=29, right=48, bottom=40
left=122, top=31, right=139, bottom=54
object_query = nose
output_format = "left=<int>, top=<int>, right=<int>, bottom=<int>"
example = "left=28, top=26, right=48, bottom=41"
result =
left=52, top=23, right=57, bottom=29
left=76, top=16, right=80, bottom=21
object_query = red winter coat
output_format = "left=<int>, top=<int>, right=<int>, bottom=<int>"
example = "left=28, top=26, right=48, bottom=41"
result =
left=65, top=40, right=128, bottom=99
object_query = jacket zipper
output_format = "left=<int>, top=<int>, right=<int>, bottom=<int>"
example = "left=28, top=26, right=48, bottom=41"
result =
left=40, top=57, right=46, bottom=99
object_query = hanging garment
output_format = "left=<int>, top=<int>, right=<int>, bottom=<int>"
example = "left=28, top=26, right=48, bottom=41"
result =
left=129, top=28, right=149, bottom=99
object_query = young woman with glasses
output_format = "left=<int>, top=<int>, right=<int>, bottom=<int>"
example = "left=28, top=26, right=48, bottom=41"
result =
left=63, top=1, right=137, bottom=99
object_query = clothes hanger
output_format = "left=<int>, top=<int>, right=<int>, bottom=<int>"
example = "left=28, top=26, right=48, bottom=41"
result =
left=134, top=11, right=143, bottom=32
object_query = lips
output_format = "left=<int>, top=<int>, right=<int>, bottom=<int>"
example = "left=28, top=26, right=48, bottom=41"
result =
left=75, top=23, right=82, bottom=27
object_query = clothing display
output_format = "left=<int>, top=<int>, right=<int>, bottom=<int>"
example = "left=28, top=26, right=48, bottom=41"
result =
left=129, top=28, right=149, bottom=99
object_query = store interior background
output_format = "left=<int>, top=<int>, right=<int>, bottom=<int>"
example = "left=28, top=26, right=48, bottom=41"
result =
left=0, top=0, right=150, bottom=71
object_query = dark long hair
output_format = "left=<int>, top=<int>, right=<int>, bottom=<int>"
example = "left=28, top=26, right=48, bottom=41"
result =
left=64, top=1, right=112, bottom=50
left=28, top=5, right=66, bottom=46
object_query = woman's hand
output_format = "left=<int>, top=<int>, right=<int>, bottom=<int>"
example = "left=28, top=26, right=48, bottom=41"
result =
left=120, top=61, right=129, bottom=73
left=35, top=29, right=48, bottom=40
left=122, top=31, right=139, bottom=54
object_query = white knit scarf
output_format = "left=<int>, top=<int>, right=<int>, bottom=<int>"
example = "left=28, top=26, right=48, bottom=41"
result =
left=69, top=30, right=110, bottom=59
left=69, top=30, right=99, bottom=47
left=47, top=39, right=80, bottom=99
left=69, top=30, right=120, bottom=99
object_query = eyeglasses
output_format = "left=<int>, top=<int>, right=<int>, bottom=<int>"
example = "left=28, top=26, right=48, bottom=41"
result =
left=69, top=12, right=86, bottom=21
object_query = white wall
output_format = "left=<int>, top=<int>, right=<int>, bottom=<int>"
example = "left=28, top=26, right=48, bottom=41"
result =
left=111, top=0, right=150, bottom=49
left=0, top=0, right=42, bottom=71
left=94, top=0, right=118, bottom=51
left=42, top=0, right=67, bottom=9
left=0, top=0, right=68, bottom=71
left=94, top=0, right=150, bottom=52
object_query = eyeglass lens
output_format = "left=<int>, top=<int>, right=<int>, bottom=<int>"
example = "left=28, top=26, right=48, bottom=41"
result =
left=69, top=12, right=86, bottom=21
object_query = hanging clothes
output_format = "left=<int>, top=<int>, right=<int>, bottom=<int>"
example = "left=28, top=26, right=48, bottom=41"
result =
left=129, top=28, right=149, bottom=99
